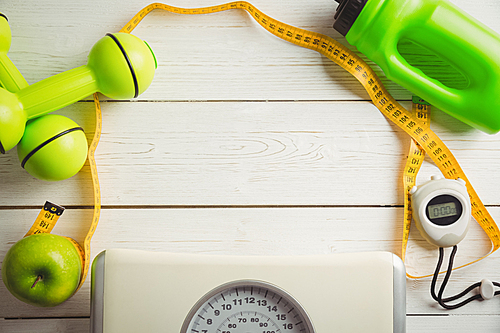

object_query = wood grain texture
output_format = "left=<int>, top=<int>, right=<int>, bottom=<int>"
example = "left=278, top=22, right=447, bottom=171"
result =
left=1, top=102, right=499, bottom=206
left=2, top=316, right=500, bottom=333
left=1, top=0, right=500, bottom=331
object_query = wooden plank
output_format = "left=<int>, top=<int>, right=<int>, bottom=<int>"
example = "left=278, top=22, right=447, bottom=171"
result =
left=1, top=101, right=500, bottom=206
left=0, top=318, right=90, bottom=333
left=2, top=315, right=500, bottom=333
left=407, top=315, right=500, bottom=332
left=1, top=208, right=499, bottom=318
left=0, top=0, right=392, bottom=101
left=1, top=0, right=498, bottom=101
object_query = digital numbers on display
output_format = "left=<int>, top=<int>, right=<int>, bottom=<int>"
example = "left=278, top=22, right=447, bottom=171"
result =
left=428, top=201, right=457, bottom=219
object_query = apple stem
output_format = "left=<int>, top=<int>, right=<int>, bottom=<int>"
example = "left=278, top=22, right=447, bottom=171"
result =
left=31, top=275, right=43, bottom=289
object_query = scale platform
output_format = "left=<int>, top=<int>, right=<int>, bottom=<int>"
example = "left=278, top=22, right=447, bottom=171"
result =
left=90, top=249, right=406, bottom=333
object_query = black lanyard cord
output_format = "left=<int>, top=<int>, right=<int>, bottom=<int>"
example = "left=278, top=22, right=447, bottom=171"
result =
left=430, top=245, right=498, bottom=309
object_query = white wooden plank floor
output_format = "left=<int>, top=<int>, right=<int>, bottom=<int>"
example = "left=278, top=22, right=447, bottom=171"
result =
left=1, top=0, right=500, bottom=331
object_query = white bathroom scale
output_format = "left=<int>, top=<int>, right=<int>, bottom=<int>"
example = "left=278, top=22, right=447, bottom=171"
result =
left=90, top=249, right=406, bottom=333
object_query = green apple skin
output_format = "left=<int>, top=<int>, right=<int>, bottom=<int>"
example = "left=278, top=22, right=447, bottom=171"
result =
left=1, top=233, right=82, bottom=307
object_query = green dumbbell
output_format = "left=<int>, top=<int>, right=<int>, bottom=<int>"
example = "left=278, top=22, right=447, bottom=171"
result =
left=0, top=32, right=156, bottom=180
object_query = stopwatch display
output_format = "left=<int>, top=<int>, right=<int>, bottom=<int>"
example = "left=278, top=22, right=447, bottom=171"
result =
left=426, top=194, right=463, bottom=224
left=181, top=280, right=315, bottom=333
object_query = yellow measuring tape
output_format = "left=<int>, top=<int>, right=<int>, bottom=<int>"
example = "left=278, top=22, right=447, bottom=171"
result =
left=402, top=97, right=430, bottom=278
left=117, top=1, right=500, bottom=277
left=23, top=0, right=500, bottom=294
left=25, top=93, right=102, bottom=292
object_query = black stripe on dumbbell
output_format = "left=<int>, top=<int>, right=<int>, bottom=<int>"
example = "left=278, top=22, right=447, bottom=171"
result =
left=21, top=127, right=84, bottom=168
left=106, top=33, right=139, bottom=99
left=0, top=13, right=8, bottom=22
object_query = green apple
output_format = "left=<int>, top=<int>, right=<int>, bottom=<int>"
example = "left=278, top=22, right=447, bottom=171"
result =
left=2, top=233, right=82, bottom=307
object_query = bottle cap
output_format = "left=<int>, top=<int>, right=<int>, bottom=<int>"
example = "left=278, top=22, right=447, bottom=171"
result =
left=333, top=0, right=368, bottom=36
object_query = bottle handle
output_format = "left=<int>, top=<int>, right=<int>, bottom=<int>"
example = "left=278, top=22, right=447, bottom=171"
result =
left=385, top=45, right=461, bottom=108
left=382, top=0, right=500, bottom=132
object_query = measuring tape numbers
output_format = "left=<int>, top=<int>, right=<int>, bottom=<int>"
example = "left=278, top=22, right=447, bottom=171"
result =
left=401, top=97, right=429, bottom=276
left=115, top=1, right=500, bottom=277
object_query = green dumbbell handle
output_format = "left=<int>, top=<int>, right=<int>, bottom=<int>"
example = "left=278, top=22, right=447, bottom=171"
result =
left=17, top=66, right=98, bottom=120
left=17, top=31, right=148, bottom=119
left=0, top=13, right=29, bottom=92
left=0, top=53, right=28, bottom=92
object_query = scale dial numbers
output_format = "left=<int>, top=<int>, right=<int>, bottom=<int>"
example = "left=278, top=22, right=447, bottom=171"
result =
left=181, top=280, right=314, bottom=333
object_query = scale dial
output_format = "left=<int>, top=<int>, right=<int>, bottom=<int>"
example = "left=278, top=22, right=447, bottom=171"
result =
left=181, top=280, right=315, bottom=333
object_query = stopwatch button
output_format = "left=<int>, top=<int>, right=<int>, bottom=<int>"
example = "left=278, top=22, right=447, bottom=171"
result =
left=431, top=175, right=443, bottom=180
left=480, top=279, right=495, bottom=300
left=456, top=178, right=467, bottom=186
left=409, top=186, right=418, bottom=195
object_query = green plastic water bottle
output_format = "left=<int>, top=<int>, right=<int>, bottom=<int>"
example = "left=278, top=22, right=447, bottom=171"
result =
left=333, top=0, right=500, bottom=134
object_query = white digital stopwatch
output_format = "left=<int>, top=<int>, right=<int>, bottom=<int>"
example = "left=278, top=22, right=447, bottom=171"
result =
left=410, top=175, right=471, bottom=247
